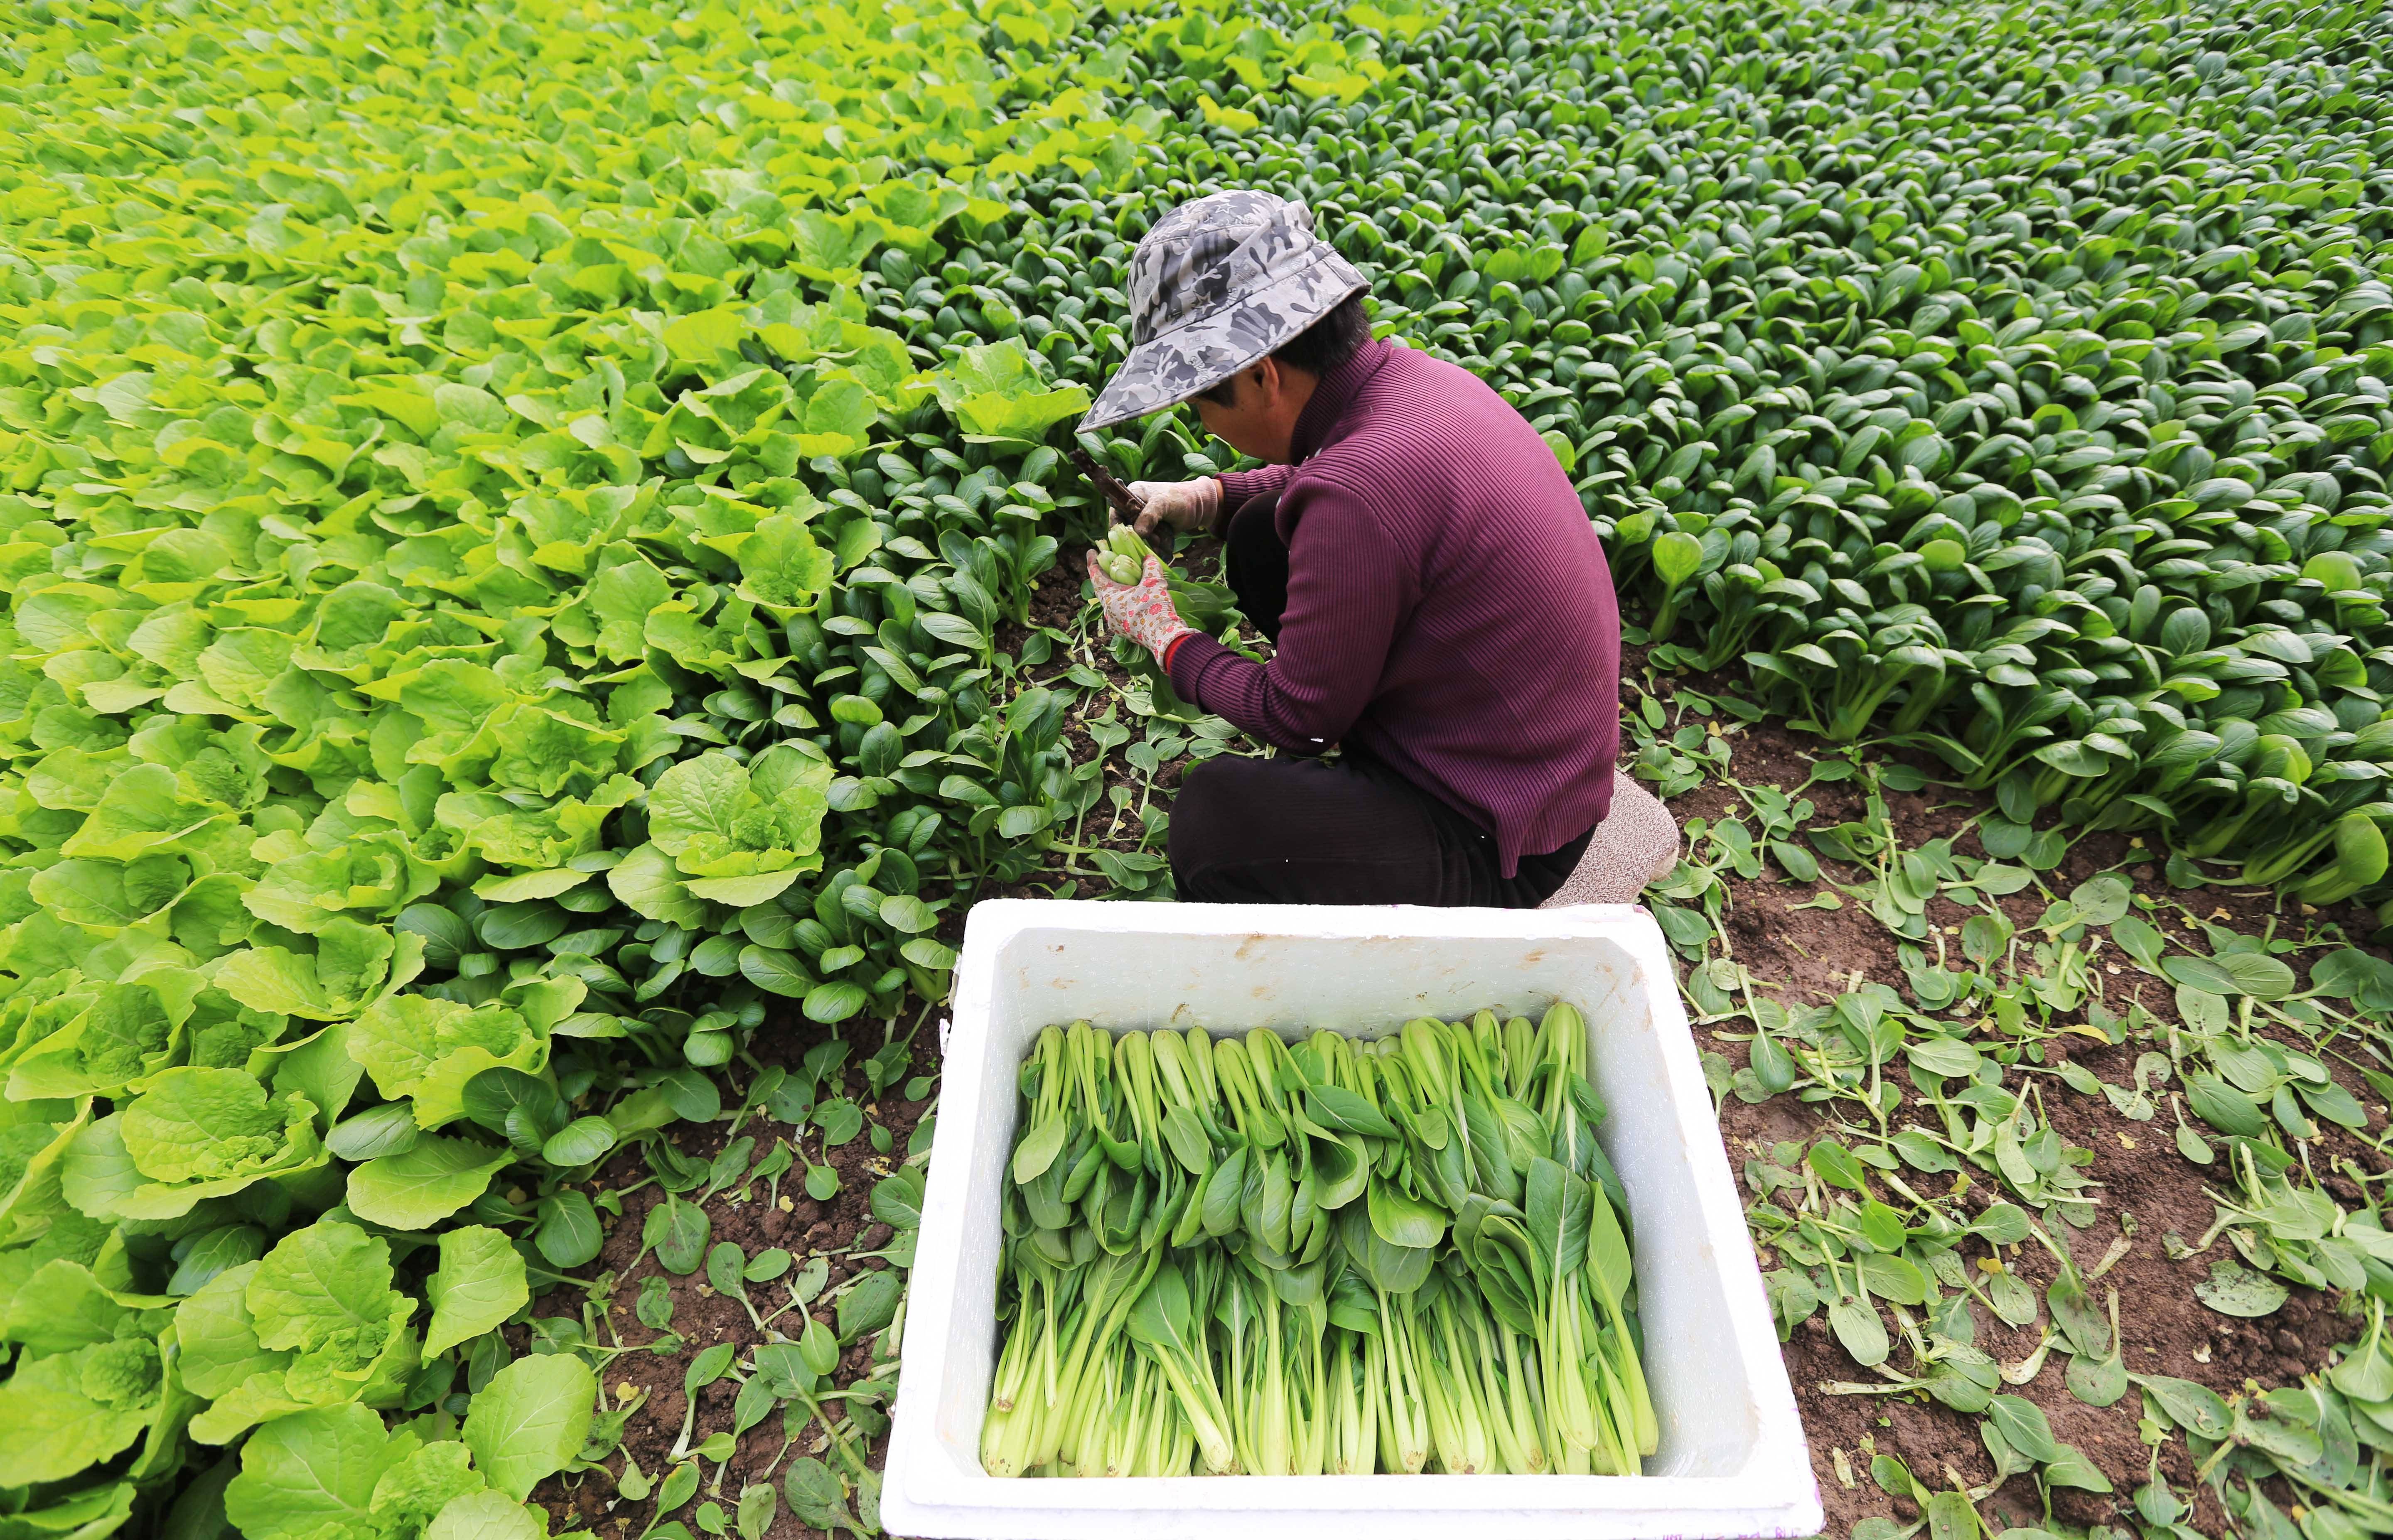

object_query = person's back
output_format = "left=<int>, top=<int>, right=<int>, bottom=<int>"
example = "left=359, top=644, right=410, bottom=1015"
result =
left=1177, top=338, right=1620, bottom=875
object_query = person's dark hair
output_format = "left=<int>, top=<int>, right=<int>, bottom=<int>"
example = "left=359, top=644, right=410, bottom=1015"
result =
left=1195, top=292, right=1369, bottom=404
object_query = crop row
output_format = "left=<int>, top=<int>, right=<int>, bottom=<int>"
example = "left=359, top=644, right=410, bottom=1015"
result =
left=988, top=0, right=2393, bottom=908
left=0, top=0, right=1139, bottom=1530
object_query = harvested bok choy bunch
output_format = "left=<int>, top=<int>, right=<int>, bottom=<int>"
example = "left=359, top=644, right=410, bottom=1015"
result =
left=1095, top=522, right=1238, bottom=632
left=980, top=1005, right=1654, bottom=1477
left=1089, top=523, right=1238, bottom=719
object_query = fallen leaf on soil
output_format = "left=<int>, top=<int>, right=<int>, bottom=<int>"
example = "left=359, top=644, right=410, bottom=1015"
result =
left=2195, top=1260, right=2290, bottom=1318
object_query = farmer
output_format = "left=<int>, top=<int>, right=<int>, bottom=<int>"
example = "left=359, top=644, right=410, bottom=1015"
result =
left=1078, top=189, right=1676, bottom=907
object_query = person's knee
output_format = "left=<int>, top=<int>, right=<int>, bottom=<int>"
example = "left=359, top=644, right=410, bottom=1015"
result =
left=1163, top=750, right=1273, bottom=894
left=1167, top=758, right=1246, bottom=878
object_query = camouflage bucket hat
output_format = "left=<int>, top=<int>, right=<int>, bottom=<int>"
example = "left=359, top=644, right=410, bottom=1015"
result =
left=1079, top=189, right=1368, bottom=433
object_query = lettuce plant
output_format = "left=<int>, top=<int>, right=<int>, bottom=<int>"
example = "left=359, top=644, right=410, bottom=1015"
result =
left=177, top=1220, right=420, bottom=1443
left=63, top=1069, right=328, bottom=1223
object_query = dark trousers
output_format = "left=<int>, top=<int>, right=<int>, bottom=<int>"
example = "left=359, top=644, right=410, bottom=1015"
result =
left=1166, top=494, right=1593, bottom=907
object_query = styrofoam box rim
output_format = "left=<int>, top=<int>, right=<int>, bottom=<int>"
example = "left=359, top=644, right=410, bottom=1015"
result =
left=884, top=900, right=1821, bottom=1540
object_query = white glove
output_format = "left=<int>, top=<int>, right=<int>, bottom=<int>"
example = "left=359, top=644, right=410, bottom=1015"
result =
left=1128, top=477, right=1222, bottom=539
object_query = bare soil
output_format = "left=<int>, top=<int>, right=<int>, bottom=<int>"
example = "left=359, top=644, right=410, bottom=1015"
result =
left=526, top=1013, right=943, bottom=1540
left=1656, top=657, right=2387, bottom=1534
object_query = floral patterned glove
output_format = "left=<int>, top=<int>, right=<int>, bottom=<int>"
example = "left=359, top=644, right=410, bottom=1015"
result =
left=1087, top=550, right=1197, bottom=664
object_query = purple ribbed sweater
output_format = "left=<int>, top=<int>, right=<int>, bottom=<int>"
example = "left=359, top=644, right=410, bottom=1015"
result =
left=1167, top=337, right=1621, bottom=876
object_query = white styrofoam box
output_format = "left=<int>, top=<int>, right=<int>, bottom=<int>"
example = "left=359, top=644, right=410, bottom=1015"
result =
left=883, top=901, right=1819, bottom=1540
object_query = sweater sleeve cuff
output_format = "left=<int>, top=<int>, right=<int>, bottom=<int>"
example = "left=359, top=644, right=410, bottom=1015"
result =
left=1166, top=632, right=1230, bottom=704
left=1162, top=632, right=1192, bottom=672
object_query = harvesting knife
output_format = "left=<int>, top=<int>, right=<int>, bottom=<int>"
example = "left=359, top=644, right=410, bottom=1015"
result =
left=1068, top=446, right=1147, bottom=526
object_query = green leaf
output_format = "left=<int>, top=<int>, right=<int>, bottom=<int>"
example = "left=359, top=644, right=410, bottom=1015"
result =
left=837, top=1269, right=903, bottom=1342
left=2163, top=951, right=2297, bottom=1000
left=685, top=870, right=805, bottom=906
left=247, top=1219, right=405, bottom=1368
left=1856, top=1251, right=1928, bottom=1306
left=803, top=982, right=867, bottom=1024
left=118, top=1067, right=324, bottom=1194
left=463, top=1351, right=597, bottom=1500
left=542, top=1116, right=616, bottom=1168
left=1337, top=1203, right=1433, bottom=1294
left=425, top=1491, right=544, bottom=1540
left=815, top=1098, right=864, bottom=1145
left=877, top=894, right=938, bottom=933
left=737, top=945, right=813, bottom=998
left=224, top=1405, right=400, bottom=1540
left=783, top=1457, right=855, bottom=1534
left=648, top=751, right=829, bottom=886
left=1829, top=1295, right=1889, bottom=1366
left=606, top=844, right=710, bottom=929
left=900, top=937, right=958, bottom=971
left=2110, top=915, right=2167, bottom=973
left=1585, top=1173, right=1634, bottom=1312
left=2046, top=1274, right=2108, bottom=1357
left=1905, top=1037, right=1981, bottom=1079
left=1807, top=1138, right=1869, bottom=1192
left=1521, top=1157, right=1592, bottom=1287
left=2187, top=1073, right=2269, bottom=1138
left=1925, top=1491, right=1980, bottom=1540
left=737, top=1483, right=779, bottom=1540
left=1985, top=1270, right=2039, bottom=1328
left=871, top=1168, right=925, bottom=1232
left=351, top=995, right=544, bottom=1130
left=665, top=308, right=745, bottom=368
left=930, top=340, right=1091, bottom=439
left=327, top=1103, right=420, bottom=1162
left=1369, top=1176, right=1450, bottom=1250
left=424, top=1225, right=530, bottom=1356
left=706, top=1241, right=747, bottom=1298
left=1160, top=1105, right=1211, bottom=1176
left=737, top=517, right=837, bottom=615
left=648, top=1197, right=710, bottom=1274
left=1651, top=530, right=1704, bottom=588
left=685, top=1342, right=735, bottom=1400
left=1202, top=1148, right=1247, bottom=1237
left=2066, top=873, right=2131, bottom=926
left=535, top=1190, right=605, bottom=1270
left=2312, top=949, right=2393, bottom=1010
left=1011, top=1117, right=1066, bottom=1184
left=346, top=1137, right=513, bottom=1231
left=2041, top=1441, right=2112, bottom=1492
left=2193, top=1259, right=2288, bottom=1318
left=2064, top=1346, right=2128, bottom=1408
left=2134, top=1374, right=2231, bottom=1439
left=656, top=1461, right=700, bottom=1515
left=1988, top=1394, right=2061, bottom=1463
left=0, top=1341, right=161, bottom=1487
left=215, top=925, right=393, bottom=1021
left=1305, top=1084, right=1398, bottom=1138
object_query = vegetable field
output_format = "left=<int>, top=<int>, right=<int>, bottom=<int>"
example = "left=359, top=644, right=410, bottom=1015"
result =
left=2, top=0, right=2390, bottom=1536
